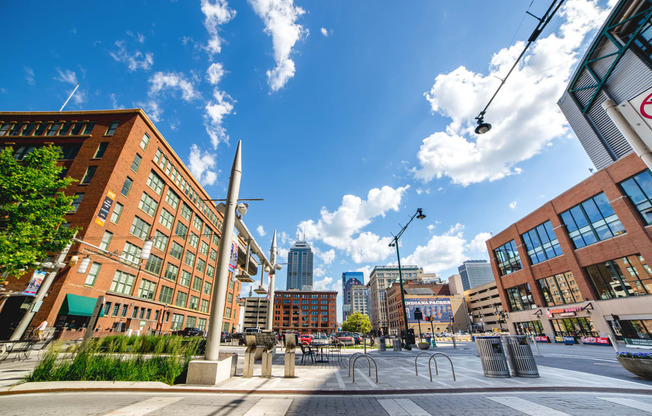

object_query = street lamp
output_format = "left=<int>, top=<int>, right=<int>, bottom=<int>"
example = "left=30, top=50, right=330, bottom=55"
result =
left=388, top=208, right=426, bottom=350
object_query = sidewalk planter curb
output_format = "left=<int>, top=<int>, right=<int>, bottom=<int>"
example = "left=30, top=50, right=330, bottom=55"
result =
left=617, top=356, right=652, bottom=380
left=417, top=342, right=430, bottom=350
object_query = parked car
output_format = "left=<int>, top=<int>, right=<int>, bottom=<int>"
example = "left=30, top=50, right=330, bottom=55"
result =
left=300, top=334, right=313, bottom=344
left=244, top=328, right=261, bottom=334
left=172, top=327, right=204, bottom=337
left=352, top=333, right=362, bottom=345
left=221, top=332, right=232, bottom=342
left=335, top=332, right=354, bottom=346
left=311, top=332, right=330, bottom=345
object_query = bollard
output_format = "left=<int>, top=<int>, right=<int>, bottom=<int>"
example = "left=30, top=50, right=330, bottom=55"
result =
left=243, top=335, right=257, bottom=378
left=284, top=333, right=297, bottom=377
left=261, top=351, right=273, bottom=378
left=452, top=335, right=456, bottom=349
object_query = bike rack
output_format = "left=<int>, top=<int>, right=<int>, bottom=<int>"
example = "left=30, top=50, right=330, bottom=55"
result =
left=428, top=353, right=456, bottom=382
left=347, top=352, right=366, bottom=377
left=414, top=352, right=432, bottom=376
left=351, top=354, right=378, bottom=384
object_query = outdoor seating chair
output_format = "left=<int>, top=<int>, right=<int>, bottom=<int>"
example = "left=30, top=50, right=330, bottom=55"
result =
left=0, top=339, right=37, bottom=361
left=299, top=343, right=315, bottom=364
left=328, top=341, right=343, bottom=361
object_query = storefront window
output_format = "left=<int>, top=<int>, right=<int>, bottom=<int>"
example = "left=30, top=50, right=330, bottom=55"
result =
left=537, top=271, right=584, bottom=306
left=551, top=317, right=597, bottom=337
left=513, top=321, right=544, bottom=335
left=585, top=254, right=652, bottom=299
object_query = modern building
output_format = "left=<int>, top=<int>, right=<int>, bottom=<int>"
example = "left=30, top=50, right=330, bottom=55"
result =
left=464, top=281, right=505, bottom=333
left=347, top=284, right=369, bottom=321
left=286, top=240, right=313, bottom=291
left=242, top=297, right=269, bottom=331
left=487, top=152, right=652, bottom=346
left=458, top=260, right=494, bottom=291
left=558, top=0, right=652, bottom=170
left=272, top=290, right=337, bottom=335
left=0, top=109, right=264, bottom=340
left=367, top=265, right=422, bottom=334
left=342, top=271, right=363, bottom=288
left=384, top=281, right=469, bottom=336
left=342, top=272, right=364, bottom=322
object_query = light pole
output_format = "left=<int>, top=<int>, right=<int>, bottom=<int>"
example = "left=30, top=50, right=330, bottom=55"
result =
left=389, top=208, right=426, bottom=350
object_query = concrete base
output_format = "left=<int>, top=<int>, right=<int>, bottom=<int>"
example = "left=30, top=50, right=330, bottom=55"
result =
left=284, top=352, right=296, bottom=378
left=186, top=356, right=237, bottom=385
left=261, top=351, right=273, bottom=378
left=243, top=351, right=255, bottom=378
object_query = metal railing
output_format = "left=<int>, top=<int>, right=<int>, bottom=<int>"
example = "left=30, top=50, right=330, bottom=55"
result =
left=428, top=353, right=456, bottom=382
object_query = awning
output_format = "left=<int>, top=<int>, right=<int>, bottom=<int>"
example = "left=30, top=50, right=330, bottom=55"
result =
left=58, top=294, right=105, bottom=317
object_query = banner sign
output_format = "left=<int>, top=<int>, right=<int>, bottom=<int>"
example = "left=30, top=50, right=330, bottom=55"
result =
left=534, top=336, right=549, bottom=342
left=23, top=270, right=47, bottom=296
left=228, top=230, right=239, bottom=273
left=95, top=191, right=116, bottom=226
left=405, top=297, right=452, bottom=323
left=625, top=338, right=652, bottom=347
left=581, top=337, right=610, bottom=345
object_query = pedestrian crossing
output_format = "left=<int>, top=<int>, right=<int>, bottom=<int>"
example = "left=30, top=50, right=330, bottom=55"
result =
left=102, top=394, right=652, bottom=415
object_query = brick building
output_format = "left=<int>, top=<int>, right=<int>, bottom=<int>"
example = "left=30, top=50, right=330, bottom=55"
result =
left=0, top=109, right=262, bottom=340
left=487, top=153, right=652, bottom=346
left=273, top=290, right=337, bottom=335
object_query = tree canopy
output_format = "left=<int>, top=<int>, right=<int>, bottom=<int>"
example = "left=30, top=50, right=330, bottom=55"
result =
left=0, top=145, right=77, bottom=279
left=342, top=311, right=372, bottom=334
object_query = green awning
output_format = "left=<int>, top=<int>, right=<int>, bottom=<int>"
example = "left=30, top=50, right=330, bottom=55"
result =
left=58, top=294, right=105, bottom=317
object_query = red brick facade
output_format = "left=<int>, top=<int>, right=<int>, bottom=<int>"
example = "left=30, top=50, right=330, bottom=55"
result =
left=0, top=110, right=246, bottom=339
left=273, top=290, right=337, bottom=335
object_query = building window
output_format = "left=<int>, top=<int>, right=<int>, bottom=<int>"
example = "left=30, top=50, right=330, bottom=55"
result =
left=620, top=170, right=652, bottom=225
left=505, top=283, right=536, bottom=311
left=46, top=123, right=61, bottom=136
left=93, top=142, right=110, bottom=159
left=154, top=148, right=162, bottom=164
left=189, top=232, right=199, bottom=248
left=184, top=252, right=195, bottom=268
left=144, top=254, right=164, bottom=275
left=196, top=258, right=205, bottom=273
left=169, top=241, right=183, bottom=260
left=129, top=216, right=151, bottom=240
left=198, top=318, right=207, bottom=331
left=159, top=209, right=174, bottom=229
left=110, top=202, right=123, bottom=224
left=104, top=302, right=112, bottom=316
left=164, top=263, right=179, bottom=282
left=225, top=307, right=231, bottom=319
left=175, top=291, right=188, bottom=308
left=522, top=221, right=563, bottom=265
left=193, top=276, right=202, bottom=291
left=131, top=153, right=142, bottom=172
left=84, top=262, right=102, bottom=286
left=138, top=279, right=157, bottom=300
left=203, top=281, right=212, bottom=295
left=171, top=314, right=184, bottom=330
left=180, top=270, right=192, bottom=287
left=175, top=222, right=188, bottom=239
left=106, top=121, right=119, bottom=136
left=112, top=303, right=120, bottom=316
left=138, top=192, right=158, bottom=217
left=153, top=230, right=169, bottom=252
left=121, top=177, right=133, bottom=197
left=199, top=241, right=209, bottom=256
left=159, top=285, right=174, bottom=304
left=586, top=254, right=652, bottom=299
left=560, top=192, right=625, bottom=249
left=551, top=317, right=597, bottom=337
left=9, top=123, right=24, bottom=136
left=69, top=193, right=84, bottom=213
left=0, top=123, right=12, bottom=136
left=193, top=216, right=203, bottom=231
left=110, top=270, right=136, bottom=295
left=132, top=307, right=139, bottom=319
left=537, top=271, right=584, bottom=306
left=189, top=296, right=199, bottom=310
left=121, top=304, right=128, bottom=317
left=122, top=242, right=142, bottom=263
left=493, top=240, right=522, bottom=276
left=165, top=189, right=180, bottom=210
left=180, top=203, right=192, bottom=221
left=99, top=230, right=113, bottom=251
left=206, top=264, right=215, bottom=278
left=80, top=166, right=97, bottom=185
left=82, top=121, right=96, bottom=135
left=209, top=249, right=217, bottom=262
left=146, top=171, right=165, bottom=195
left=200, top=299, right=209, bottom=313
left=140, top=133, right=150, bottom=150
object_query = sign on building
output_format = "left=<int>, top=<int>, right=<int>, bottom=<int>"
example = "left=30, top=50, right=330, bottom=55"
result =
left=404, top=297, right=453, bottom=323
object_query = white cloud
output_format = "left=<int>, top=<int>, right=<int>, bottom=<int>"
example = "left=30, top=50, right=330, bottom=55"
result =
left=149, top=71, right=200, bottom=102
left=315, top=248, right=335, bottom=265
left=468, top=232, right=492, bottom=258
left=136, top=99, right=163, bottom=122
left=414, top=0, right=610, bottom=186
left=204, top=90, right=235, bottom=148
left=187, top=144, right=218, bottom=186
left=298, top=185, right=409, bottom=263
left=248, top=0, right=307, bottom=92
left=206, top=62, right=225, bottom=85
left=355, top=265, right=373, bottom=284
left=257, top=225, right=266, bottom=237
left=109, top=40, right=154, bottom=72
left=509, top=201, right=517, bottom=210
left=55, top=69, right=78, bottom=85
left=320, top=27, right=328, bottom=37
left=24, top=67, right=34, bottom=85
left=314, top=267, right=326, bottom=278
left=109, top=93, right=125, bottom=110
left=201, top=0, right=236, bottom=56
left=313, top=276, right=333, bottom=291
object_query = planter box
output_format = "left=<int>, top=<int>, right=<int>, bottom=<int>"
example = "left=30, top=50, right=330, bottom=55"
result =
left=417, top=342, right=430, bottom=351
left=617, top=356, right=652, bottom=380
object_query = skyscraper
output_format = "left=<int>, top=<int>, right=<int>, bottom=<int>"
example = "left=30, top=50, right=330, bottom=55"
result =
left=458, top=260, right=494, bottom=291
left=286, top=240, right=313, bottom=290
left=342, top=272, right=364, bottom=321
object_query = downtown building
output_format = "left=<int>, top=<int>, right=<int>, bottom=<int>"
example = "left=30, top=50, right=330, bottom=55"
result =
left=458, top=260, right=494, bottom=291
left=272, top=290, right=337, bottom=335
left=286, top=240, right=313, bottom=290
left=0, top=109, right=263, bottom=340
left=242, top=296, right=269, bottom=331
left=342, top=271, right=364, bottom=321
left=464, top=281, right=505, bottom=333
left=485, top=0, right=652, bottom=347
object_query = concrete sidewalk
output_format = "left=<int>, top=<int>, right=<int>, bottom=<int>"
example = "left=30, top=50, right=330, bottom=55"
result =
left=2, top=342, right=651, bottom=396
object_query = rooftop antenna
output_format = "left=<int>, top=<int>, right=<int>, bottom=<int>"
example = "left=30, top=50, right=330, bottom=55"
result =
left=59, top=83, right=80, bottom=111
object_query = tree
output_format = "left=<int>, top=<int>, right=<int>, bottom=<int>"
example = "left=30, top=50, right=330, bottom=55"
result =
left=0, top=145, right=77, bottom=280
left=342, top=311, right=372, bottom=334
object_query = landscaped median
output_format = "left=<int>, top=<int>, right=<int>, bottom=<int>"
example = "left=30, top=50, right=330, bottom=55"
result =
left=26, top=335, right=204, bottom=385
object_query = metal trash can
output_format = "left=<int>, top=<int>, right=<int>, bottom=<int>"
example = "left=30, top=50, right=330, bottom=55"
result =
left=502, top=335, right=539, bottom=377
left=379, top=337, right=386, bottom=351
left=475, top=336, right=510, bottom=378
left=393, top=338, right=402, bottom=351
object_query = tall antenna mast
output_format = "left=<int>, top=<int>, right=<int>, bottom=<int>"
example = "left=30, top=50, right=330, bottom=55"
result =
left=59, top=83, right=80, bottom=111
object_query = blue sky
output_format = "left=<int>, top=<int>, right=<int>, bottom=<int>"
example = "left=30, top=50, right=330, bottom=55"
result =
left=0, top=0, right=615, bottom=319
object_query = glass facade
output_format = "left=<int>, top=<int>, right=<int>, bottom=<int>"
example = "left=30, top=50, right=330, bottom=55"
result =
left=560, top=192, right=625, bottom=249
left=620, top=169, right=652, bottom=225
left=537, top=271, right=584, bottom=306
left=585, top=254, right=652, bottom=299
left=521, top=221, right=563, bottom=265
left=513, top=321, right=544, bottom=336
left=551, top=317, right=596, bottom=337
left=505, top=283, right=536, bottom=311
left=493, top=240, right=522, bottom=276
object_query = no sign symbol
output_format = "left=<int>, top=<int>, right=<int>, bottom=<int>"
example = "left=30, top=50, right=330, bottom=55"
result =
left=639, top=92, right=652, bottom=119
